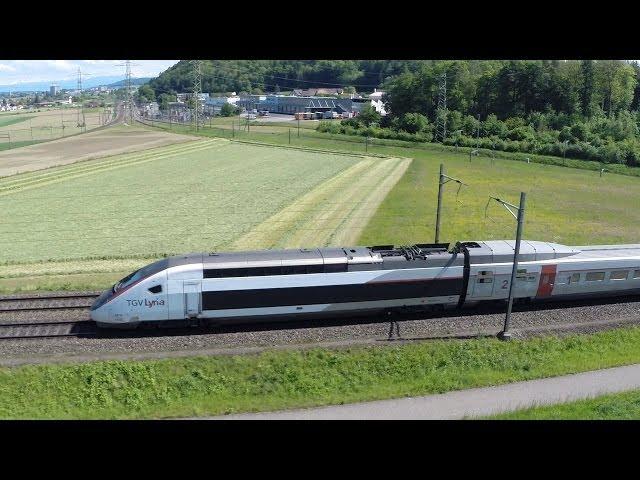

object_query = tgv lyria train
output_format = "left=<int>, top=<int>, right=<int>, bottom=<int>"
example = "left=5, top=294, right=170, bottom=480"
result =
left=90, top=240, right=640, bottom=329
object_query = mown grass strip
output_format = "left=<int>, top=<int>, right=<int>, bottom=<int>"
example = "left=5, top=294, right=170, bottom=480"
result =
left=0, top=138, right=214, bottom=187
left=0, top=115, right=30, bottom=128
left=0, top=139, right=225, bottom=194
left=489, top=389, right=640, bottom=420
left=2, top=326, right=640, bottom=419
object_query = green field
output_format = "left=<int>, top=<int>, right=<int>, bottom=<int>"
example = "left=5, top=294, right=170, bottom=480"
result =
left=2, top=138, right=411, bottom=291
left=145, top=121, right=640, bottom=246
left=4, top=120, right=640, bottom=293
left=358, top=149, right=640, bottom=247
left=2, top=325, right=640, bottom=419
left=1, top=139, right=358, bottom=263
left=491, top=389, right=640, bottom=419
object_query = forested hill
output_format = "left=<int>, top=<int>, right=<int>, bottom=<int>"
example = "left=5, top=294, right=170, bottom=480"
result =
left=148, top=60, right=415, bottom=97
left=149, top=60, right=640, bottom=119
left=146, top=60, right=640, bottom=166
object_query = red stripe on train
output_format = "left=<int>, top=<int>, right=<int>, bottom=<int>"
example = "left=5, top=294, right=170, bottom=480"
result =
left=536, top=264, right=557, bottom=297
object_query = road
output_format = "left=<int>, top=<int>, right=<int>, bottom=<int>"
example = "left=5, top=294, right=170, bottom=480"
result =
left=207, top=363, right=640, bottom=419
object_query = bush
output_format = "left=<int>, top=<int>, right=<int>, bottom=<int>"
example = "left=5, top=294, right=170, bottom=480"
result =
left=397, top=113, right=431, bottom=134
left=219, top=103, right=239, bottom=117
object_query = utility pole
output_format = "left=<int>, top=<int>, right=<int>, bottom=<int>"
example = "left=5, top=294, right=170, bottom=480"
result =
left=116, top=60, right=139, bottom=124
left=435, top=164, right=467, bottom=243
left=476, top=113, right=481, bottom=150
left=76, top=67, right=89, bottom=128
left=486, top=193, right=527, bottom=341
left=191, top=60, right=202, bottom=132
left=435, top=72, right=447, bottom=143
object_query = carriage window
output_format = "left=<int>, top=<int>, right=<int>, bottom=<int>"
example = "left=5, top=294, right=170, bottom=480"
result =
left=586, top=272, right=605, bottom=282
left=477, top=271, right=493, bottom=283
left=610, top=270, right=629, bottom=281
left=634, top=270, right=640, bottom=279
left=569, top=273, right=581, bottom=284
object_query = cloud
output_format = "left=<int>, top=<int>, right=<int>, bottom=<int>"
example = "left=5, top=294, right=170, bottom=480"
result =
left=0, top=60, right=180, bottom=86
left=45, top=60, right=77, bottom=71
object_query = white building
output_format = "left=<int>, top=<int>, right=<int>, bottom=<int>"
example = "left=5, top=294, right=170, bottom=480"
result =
left=203, top=95, right=240, bottom=115
left=140, top=102, right=160, bottom=117
left=368, top=88, right=387, bottom=115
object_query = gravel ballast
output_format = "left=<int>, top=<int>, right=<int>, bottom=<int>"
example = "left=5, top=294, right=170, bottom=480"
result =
left=0, top=295, right=638, bottom=366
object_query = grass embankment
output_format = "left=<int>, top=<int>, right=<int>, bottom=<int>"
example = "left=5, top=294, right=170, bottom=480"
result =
left=2, top=326, right=640, bottom=419
left=492, top=389, right=640, bottom=419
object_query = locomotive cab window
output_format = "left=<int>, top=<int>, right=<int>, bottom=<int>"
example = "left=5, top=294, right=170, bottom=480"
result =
left=148, top=285, right=162, bottom=294
left=610, top=270, right=629, bottom=281
left=586, top=272, right=605, bottom=282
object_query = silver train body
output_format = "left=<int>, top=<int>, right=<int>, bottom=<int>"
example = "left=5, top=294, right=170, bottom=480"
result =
left=90, top=240, right=640, bottom=328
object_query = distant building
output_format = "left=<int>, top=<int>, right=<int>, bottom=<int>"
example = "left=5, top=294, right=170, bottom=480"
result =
left=368, top=88, right=387, bottom=115
left=204, top=95, right=240, bottom=115
left=167, top=102, right=190, bottom=122
left=50, top=85, right=59, bottom=96
left=238, top=95, right=354, bottom=115
left=140, top=102, right=159, bottom=117
left=292, top=88, right=344, bottom=97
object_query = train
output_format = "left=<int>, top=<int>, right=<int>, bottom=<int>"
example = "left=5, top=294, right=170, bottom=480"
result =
left=90, top=240, right=640, bottom=329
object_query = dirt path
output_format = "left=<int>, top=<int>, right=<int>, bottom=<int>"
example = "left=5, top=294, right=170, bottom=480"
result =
left=231, top=156, right=411, bottom=250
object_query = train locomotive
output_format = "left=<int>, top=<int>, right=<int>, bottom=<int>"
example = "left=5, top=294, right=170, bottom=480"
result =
left=90, top=240, right=640, bottom=329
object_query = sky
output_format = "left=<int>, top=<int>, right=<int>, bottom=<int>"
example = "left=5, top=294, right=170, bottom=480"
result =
left=0, top=60, right=179, bottom=86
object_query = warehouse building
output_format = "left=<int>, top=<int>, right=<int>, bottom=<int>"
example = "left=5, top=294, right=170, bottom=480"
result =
left=237, top=94, right=354, bottom=115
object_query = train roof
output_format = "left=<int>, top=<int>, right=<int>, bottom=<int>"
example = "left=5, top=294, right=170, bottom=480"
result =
left=161, top=240, right=640, bottom=271
left=460, top=240, right=580, bottom=264
left=200, top=247, right=381, bottom=269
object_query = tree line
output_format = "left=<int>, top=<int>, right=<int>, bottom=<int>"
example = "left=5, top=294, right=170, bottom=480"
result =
left=146, top=60, right=640, bottom=166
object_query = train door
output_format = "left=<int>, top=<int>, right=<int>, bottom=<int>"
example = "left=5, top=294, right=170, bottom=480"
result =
left=183, top=282, right=201, bottom=318
left=472, top=270, right=495, bottom=297
left=536, top=265, right=557, bottom=298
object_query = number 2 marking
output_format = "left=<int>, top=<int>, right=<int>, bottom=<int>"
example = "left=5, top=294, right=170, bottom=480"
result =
left=502, top=280, right=509, bottom=289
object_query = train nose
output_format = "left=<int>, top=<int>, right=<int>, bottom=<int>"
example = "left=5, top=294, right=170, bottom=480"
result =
left=90, top=306, right=108, bottom=324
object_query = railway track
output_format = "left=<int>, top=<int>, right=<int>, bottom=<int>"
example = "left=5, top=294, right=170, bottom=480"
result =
left=0, top=320, right=97, bottom=340
left=0, top=293, right=99, bottom=313
left=0, top=293, right=637, bottom=343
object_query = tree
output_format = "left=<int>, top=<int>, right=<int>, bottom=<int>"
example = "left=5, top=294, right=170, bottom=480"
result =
left=397, top=112, right=430, bottom=134
left=357, top=104, right=381, bottom=127
left=580, top=60, right=595, bottom=118
left=136, top=84, right=156, bottom=103
left=158, top=93, right=174, bottom=111
left=220, top=102, right=238, bottom=117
